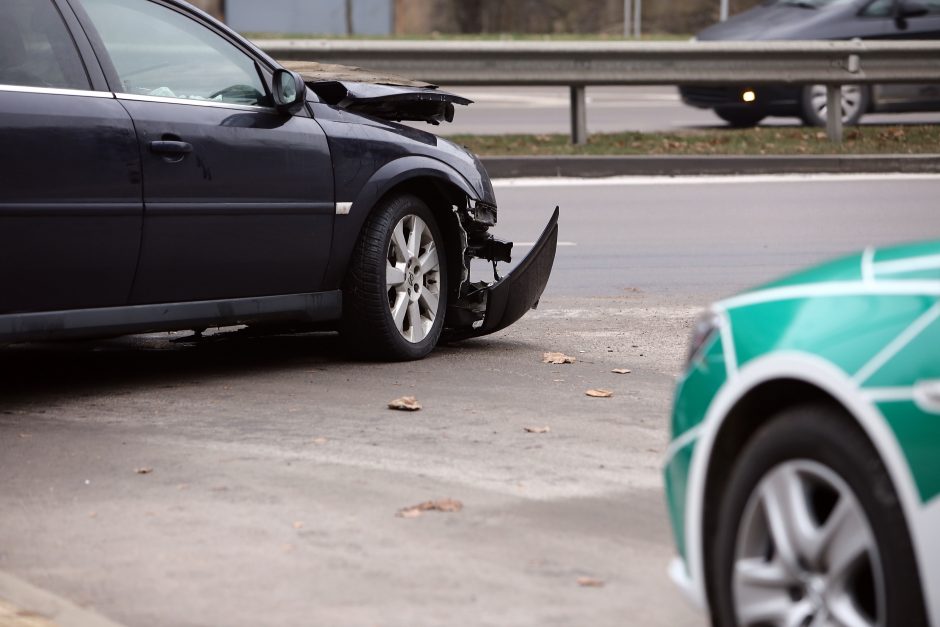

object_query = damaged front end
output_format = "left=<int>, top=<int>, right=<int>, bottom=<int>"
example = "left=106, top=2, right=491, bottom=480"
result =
left=444, top=202, right=559, bottom=341
left=283, top=60, right=559, bottom=341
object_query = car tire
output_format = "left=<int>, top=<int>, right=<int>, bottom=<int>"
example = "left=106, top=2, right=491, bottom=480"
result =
left=714, top=107, right=766, bottom=128
left=708, top=404, right=928, bottom=627
left=800, top=84, right=869, bottom=127
left=342, top=193, right=448, bottom=361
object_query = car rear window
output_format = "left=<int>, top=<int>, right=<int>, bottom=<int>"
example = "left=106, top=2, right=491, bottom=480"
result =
left=0, top=0, right=90, bottom=90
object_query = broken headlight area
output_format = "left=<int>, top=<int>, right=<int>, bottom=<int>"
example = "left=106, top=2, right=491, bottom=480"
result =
left=445, top=204, right=559, bottom=341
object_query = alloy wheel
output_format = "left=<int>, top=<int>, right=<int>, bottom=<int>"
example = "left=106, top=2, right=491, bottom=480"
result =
left=808, top=84, right=864, bottom=124
left=732, top=460, right=885, bottom=627
left=385, top=214, right=441, bottom=343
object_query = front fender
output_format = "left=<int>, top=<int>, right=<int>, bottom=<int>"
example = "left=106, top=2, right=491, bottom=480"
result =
left=322, top=155, right=480, bottom=290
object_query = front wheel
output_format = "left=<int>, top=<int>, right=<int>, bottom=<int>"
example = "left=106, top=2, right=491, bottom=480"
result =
left=709, top=405, right=928, bottom=627
left=800, top=84, right=869, bottom=127
left=343, top=194, right=448, bottom=361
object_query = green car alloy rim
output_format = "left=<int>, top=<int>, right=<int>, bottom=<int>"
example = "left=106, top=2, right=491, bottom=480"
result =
left=733, top=460, right=885, bottom=627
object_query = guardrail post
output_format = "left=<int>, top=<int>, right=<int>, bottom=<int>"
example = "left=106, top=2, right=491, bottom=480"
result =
left=826, top=84, right=843, bottom=143
left=570, top=85, right=587, bottom=145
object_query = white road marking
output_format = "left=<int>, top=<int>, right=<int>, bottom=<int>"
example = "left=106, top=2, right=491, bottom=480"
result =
left=492, top=173, right=940, bottom=189
left=514, top=241, right=577, bottom=247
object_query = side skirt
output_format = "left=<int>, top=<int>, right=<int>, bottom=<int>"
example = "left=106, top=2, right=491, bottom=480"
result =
left=0, top=291, right=343, bottom=343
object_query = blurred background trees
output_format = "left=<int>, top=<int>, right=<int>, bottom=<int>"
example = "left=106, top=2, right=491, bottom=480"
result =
left=189, top=0, right=766, bottom=36
left=392, top=0, right=764, bottom=36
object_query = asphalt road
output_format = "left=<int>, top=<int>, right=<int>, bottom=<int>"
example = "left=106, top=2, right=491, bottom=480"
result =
left=428, top=86, right=940, bottom=135
left=1, top=175, right=938, bottom=627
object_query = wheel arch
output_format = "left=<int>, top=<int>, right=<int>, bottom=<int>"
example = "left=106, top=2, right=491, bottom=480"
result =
left=700, top=378, right=860, bottom=613
left=322, top=156, right=480, bottom=291
left=683, top=352, right=927, bottom=616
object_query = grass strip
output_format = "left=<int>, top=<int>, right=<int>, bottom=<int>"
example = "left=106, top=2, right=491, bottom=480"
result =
left=449, top=126, right=940, bottom=156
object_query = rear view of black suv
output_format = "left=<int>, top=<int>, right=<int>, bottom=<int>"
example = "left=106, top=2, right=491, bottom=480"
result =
left=680, top=0, right=940, bottom=126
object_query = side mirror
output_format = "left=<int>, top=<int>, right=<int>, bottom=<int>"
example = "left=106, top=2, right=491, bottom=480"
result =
left=897, top=0, right=928, bottom=19
left=272, top=69, right=306, bottom=114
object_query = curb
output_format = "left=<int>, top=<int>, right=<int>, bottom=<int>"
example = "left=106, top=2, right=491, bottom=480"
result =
left=481, top=154, right=940, bottom=178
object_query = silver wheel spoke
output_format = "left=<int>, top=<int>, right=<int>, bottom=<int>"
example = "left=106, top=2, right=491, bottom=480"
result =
left=822, top=502, right=869, bottom=584
left=828, top=594, right=876, bottom=627
left=419, top=246, right=438, bottom=270
left=391, top=222, right=409, bottom=263
left=407, top=217, right=424, bottom=259
left=760, top=467, right=815, bottom=573
left=408, top=300, right=425, bottom=342
left=736, top=557, right=796, bottom=589
left=391, top=292, right=408, bottom=330
left=736, top=592, right=798, bottom=626
left=785, top=599, right=816, bottom=627
left=419, top=287, right=439, bottom=316
left=386, top=262, right=406, bottom=288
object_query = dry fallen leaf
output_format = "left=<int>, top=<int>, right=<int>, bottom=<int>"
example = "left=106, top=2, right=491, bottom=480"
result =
left=577, top=576, right=605, bottom=587
left=134, top=467, right=153, bottom=475
left=311, top=437, right=328, bottom=445
left=388, top=396, right=421, bottom=411
left=542, top=352, right=576, bottom=365
left=611, top=368, right=632, bottom=374
left=585, top=389, right=613, bottom=398
left=396, top=498, right=463, bottom=518
left=524, top=426, right=551, bottom=434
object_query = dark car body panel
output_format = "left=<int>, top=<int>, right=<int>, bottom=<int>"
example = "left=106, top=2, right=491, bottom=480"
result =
left=0, top=0, right=554, bottom=346
left=119, top=97, right=336, bottom=304
left=308, top=80, right=472, bottom=125
left=681, top=0, right=940, bottom=117
left=0, top=88, right=143, bottom=315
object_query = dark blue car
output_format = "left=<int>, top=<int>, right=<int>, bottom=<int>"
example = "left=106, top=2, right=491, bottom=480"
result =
left=680, top=0, right=940, bottom=127
left=0, top=0, right=557, bottom=360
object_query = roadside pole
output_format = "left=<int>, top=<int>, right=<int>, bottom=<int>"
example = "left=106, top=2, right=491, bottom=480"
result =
left=633, top=0, right=642, bottom=37
left=623, top=0, right=632, bottom=37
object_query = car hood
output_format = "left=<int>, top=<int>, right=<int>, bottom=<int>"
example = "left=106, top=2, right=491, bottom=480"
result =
left=755, top=240, right=940, bottom=292
left=696, top=1, right=857, bottom=40
left=281, top=61, right=472, bottom=125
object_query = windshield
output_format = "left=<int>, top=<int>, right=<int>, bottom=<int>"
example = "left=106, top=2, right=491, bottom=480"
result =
left=771, top=0, right=855, bottom=8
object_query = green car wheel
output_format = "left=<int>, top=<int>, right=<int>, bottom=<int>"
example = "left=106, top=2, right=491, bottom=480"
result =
left=709, top=405, right=928, bottom=627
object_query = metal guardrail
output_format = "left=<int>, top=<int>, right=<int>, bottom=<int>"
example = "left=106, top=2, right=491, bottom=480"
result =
left=256, top=39, right=940, bottom=143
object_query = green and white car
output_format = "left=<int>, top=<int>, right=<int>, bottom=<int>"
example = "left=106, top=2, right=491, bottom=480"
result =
left=665, top=240, right=940, bottom=627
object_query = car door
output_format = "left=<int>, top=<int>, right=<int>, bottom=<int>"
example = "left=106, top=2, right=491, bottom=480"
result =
left=74, top=0, right=335, bottom=305
left=0, top=0, right=142, bottom=314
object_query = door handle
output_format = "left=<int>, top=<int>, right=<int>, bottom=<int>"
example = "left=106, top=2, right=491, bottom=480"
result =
left=149, top=140, right=193, bottom=155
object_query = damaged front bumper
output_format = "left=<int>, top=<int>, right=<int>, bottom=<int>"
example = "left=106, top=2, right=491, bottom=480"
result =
left=445, top=206, right=559, bottom=341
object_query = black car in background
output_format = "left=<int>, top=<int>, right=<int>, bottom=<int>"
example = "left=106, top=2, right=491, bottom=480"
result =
left=0, top=0, right=558, bottom=360
left=680, top=0, right=940, bottom=127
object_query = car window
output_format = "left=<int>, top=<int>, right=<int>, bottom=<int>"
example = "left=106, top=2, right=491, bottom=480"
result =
left=0, top=0, right=90, bottom=90
left=924, top=0, right=940, bottom=13
left=774, top=0, right=855, bottom=8
left=862, top=0, right=940, bottom=16
left=80, top=0, right=270, bottom=106
left=860, top=0, right=894, bottom=15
